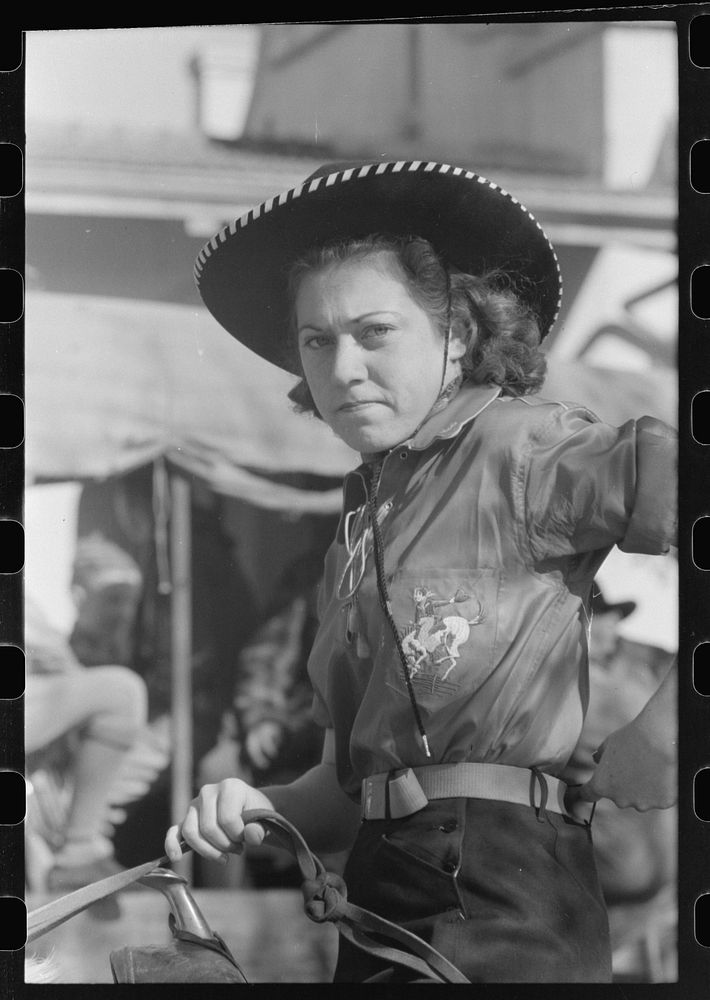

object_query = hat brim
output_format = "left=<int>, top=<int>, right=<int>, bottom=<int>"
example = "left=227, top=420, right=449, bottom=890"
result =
left=612, top=601, right=637, bottom=620
left=195, top=161, right=562, bottom=374
left=593, top=598, right=637, bottom=620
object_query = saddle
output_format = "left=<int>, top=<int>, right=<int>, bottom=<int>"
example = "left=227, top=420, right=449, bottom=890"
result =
left=108, top=866, right=249, bottom=984
left=28, top=809, right=470, bottom=984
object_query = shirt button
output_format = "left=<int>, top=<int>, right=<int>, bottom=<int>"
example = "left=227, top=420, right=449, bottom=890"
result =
left=442, top=859, right=458, bottom=874
left=439, top=820, right=458, bottom=834
left=399, top=450, right=408, bottom=460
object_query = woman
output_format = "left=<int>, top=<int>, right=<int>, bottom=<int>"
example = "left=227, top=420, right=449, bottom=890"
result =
left=165, top=161, right=677, bottom=982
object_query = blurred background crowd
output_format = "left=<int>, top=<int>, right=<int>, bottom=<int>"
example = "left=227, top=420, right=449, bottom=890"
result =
left=23, top=21, right=678, bottom=982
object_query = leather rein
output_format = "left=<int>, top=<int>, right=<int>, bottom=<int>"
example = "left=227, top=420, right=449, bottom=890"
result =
left=28, top=808, right=470, bottom=984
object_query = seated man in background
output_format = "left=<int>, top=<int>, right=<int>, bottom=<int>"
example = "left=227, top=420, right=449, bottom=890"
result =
left=25, top=548, right=148, bottom=898
left=68, top=533, right=144, bottom=668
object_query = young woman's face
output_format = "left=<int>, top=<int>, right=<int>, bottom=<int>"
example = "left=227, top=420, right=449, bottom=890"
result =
left=295, top=255, right=463, bottom=453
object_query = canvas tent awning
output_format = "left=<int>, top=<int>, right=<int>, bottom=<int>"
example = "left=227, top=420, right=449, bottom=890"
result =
left=25, top=292, right=360, bottom=512
left=25, top=290, right=677, bottom=511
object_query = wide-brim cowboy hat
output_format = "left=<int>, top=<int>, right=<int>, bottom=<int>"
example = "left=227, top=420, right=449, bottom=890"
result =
left=194, top=160, right=562, bottom=374
left=591, top=583, right=637, bottom=620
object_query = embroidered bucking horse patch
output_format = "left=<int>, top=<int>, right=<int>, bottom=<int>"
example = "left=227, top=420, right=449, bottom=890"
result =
left=400, top=586, right=486, bottom=691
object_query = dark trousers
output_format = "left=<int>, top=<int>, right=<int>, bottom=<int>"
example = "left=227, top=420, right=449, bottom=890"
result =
left=334, top=796, right=612, bottom=983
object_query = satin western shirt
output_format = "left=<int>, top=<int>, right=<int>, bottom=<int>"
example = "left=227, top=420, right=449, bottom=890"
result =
left=306, top=382, right=677, bottom=799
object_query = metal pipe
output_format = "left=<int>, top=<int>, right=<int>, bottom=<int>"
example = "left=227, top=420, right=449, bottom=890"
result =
left=170, top=472, right=193, bottom=880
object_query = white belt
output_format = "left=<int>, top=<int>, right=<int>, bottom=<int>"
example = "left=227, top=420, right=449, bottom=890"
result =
left=361, top=762, right=572, bottom=820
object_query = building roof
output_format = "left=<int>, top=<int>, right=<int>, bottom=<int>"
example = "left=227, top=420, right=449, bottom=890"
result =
left=26, top=122, right=676, bottom=249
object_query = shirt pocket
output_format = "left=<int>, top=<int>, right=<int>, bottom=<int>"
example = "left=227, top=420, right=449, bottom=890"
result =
left=381, top=567, right=500, bottom=706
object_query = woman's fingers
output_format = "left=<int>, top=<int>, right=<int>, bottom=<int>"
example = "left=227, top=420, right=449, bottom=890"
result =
left=164, top=823, right=184, bottom=863
left=196, top=784, right=240, bottom=854
left=180, top=802, right=229, bottom=861
left=176, top=789, right=234, bottom=862
left=180, top=799, right=222, bottom=861
left=215, top=788, right=249, bottom=843
left=243, top=822, right=267, bottom=847
left=568, top=778, right=603, bottom=805
left=164, top=779, right=273, bottom=864
left=216, top=783, right=267, bottom=847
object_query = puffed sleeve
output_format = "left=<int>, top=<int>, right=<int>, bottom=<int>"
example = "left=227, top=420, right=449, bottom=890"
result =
left=522, top=406, right=677, bottom=561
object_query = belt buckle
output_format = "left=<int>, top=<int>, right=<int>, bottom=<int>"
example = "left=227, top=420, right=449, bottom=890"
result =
left=387, top=769, right=429, bottom=818
left=361, top=773, right=388, bottom=820
left=361, top=769, right=429, bottom=820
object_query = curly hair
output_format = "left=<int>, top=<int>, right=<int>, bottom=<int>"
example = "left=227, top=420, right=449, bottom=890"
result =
left=285, top=234, right=547, bottom=416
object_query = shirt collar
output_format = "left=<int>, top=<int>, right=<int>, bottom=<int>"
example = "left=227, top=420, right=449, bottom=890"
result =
left=355, top=381, right=502, bottom=469
left=408, top=381, right=502, bottom=450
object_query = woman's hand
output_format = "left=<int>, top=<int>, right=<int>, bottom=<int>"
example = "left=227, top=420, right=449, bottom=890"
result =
left=164, top=779, right=275, bottom=864
left=567, top=658, right=677, bottom=814
left=572, top=659, right=677, bottom=813
left=568, top=714, right=677, bottom=813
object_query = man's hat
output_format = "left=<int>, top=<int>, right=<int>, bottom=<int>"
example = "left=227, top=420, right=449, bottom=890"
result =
left=72, top=533, right=143, bottom=592
left=194, top=160, right=562, bottom=373
left=591, top=583, right=636, bottom=620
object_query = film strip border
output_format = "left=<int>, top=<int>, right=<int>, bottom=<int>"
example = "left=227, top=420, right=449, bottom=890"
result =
left=681, top=6, right=710, bottom=980
left=0, top=13, right=708, bottom=992
left=0, top=28, right=26, bottom=986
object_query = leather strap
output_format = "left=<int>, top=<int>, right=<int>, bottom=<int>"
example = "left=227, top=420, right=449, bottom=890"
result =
left=27, top=848, right=182, bottom=943
left=28, top=811, right=470, bottom=983
left=361, top=762, right=571, bottom=820
left=241, top=809, right=470, bottom=983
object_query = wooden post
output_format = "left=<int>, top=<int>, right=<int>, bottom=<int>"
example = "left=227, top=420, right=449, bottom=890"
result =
left=404, top=24, right=421, bottom=142
left=170, top=472, right=193, bottom=880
